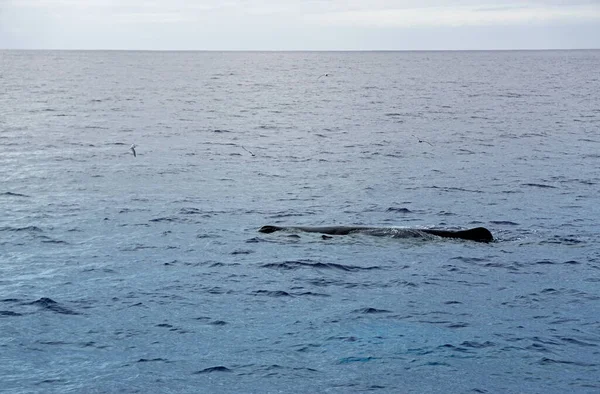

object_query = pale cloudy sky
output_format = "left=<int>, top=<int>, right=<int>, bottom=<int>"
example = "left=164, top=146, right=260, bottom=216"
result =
left=1, top=0, right=599, bottom=50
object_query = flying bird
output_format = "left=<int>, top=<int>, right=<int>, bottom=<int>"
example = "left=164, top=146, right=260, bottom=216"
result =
left=241, top=146, right=255, bottom=156
left=130, top=144, right=137, bottom=157
left=412, top=135, right=433, bottom=146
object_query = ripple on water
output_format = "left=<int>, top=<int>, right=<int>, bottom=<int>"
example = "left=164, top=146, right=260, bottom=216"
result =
left=27, top=297, right=80, bottom=315
left=193, top=366, right=232, bottom=374
left=260, top=259, right=381, bottom=271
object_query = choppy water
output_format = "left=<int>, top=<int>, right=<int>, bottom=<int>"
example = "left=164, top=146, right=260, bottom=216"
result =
left=1, top=50, right=599, bottom=393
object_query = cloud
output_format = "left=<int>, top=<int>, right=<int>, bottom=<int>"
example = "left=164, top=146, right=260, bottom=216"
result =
left=305, top=3, right=600, bottom=28
left=1, top=0, right=599, bottom=49
left=4, top=1, right=599, bottom=26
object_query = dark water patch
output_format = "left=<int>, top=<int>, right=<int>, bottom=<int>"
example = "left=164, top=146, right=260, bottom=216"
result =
left=246, top=236, right=285, bottom=244
left=251, top=364, right=285, bottom=375
left=0, top=226, right=43, bottom=232
left=119, top=244, right=158, bottom=251
left=451, top=257, right=489, bottom=264
left=353, top=307, right=391, bottom=314
left=527, top=336, right=563, bottom=347
left=489, top=220, right=519, bottom=225
left=383, top=152, right=403, bottom=158
left=231, top=249, right=254, bottom=255
left=447, top=323, right=469, bottom=328
left=156, top=323, right=189, bottom=333
left=444, top=301, right=462, bottom=305
left=386, top=207, right=412, bottom=213
left=338, top=356, right=376, bottom=364
left=179, top=207, right=208, bottom=215
left=36, top=379, right=67, bottom=385
left=538, top=357, right=598, bottom=367
left=193, top=366, right=232, bottom=374
left=206, top=287, right=233, bottom=295
left=439, top=343, right=471, bottom=353
left=137, top=358, right=170, bottom=363
left=149, top=216, right=188, bottom=223
left=327, top=336, right=358, bottom=343
left=255, top=364, right=320, bottom=376
left=522, top=183, right=557, bottom=189
left=558, top=337, right=597, bottom=347
left=267, top=211, right=317, bottom=218
left=526, top=343, right=552, bottom=353
left=37, top=340, right=70, bottom=345
left=429, top=186, right=483, bottom=194
left=261, top=260, right=381, bottom=271
left=292, top=343, right=321, bottom=353
left=422, top=361, right=451, bottom=367
left=0, top=310, right=22, bottom=317
left=252, top=290, right=292, bottom=297
left=539, top=288, right=559, bottom=295
left=37, top=236, right=69, bottom=244
left=461, top=341, right=495, bottom=349
left=196, top=233, right=219, bottom=239
left=208, top=262, right=240, bottom=268
left=0, top=191, right=30, bottom=197
left=209, top=320, right=228, bottom=326
left=295, top=291, right=330, bottom=297
left=28, top=298, right=79, bottom=315
left=388, top=279, right=417, bottom=287
left=1, top=298, right=21, bottom=303
left=535, top=260, right=557, bottom=265
left=541, top=236, right=584, bottom=245
left=406, top=347, right=434, bottom=356
left=257, top=125, right=278, bottom=130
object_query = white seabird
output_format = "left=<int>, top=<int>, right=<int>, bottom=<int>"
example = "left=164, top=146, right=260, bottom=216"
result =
left=241, top=146, right=255, bottom=156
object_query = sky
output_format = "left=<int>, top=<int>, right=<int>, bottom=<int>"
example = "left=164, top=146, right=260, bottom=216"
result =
left=1, top=0, right=599, bottom=50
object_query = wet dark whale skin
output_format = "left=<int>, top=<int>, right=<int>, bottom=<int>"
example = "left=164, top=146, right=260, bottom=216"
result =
left=258, top=225, right=494, bottom=243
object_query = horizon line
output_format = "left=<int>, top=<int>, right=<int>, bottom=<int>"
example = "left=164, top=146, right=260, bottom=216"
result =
left=1, top=47, right=599, bottom=52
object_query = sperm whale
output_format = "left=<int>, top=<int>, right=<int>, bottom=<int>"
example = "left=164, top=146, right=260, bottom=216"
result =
left=258, top=225, right=493, bottom=243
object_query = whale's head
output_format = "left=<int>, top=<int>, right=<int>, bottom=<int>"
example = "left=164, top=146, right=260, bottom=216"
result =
left=258, top=225, right=282, bottom=234
left=458, top=227, right=494, bottom=242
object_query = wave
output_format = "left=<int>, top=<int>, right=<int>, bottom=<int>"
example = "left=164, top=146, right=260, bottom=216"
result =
left=28, top=297, right=79, bottom=315
left=0, top=192, right=30, bottom=197
left=261, top=260, right=381, bottom=271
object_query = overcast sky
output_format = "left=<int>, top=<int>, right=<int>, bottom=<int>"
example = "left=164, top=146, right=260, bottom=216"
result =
left=1, top=0, right=599, bottom=50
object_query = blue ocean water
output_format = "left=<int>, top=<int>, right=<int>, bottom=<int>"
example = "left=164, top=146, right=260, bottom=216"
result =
left=1, top=50, right=599, bottom=393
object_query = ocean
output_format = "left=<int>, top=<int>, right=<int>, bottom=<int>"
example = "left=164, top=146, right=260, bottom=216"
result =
left=1, top=50, right=599, bottom=393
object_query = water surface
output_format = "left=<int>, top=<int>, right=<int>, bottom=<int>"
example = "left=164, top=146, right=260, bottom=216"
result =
left=1, top=50, right=599, bottom=393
